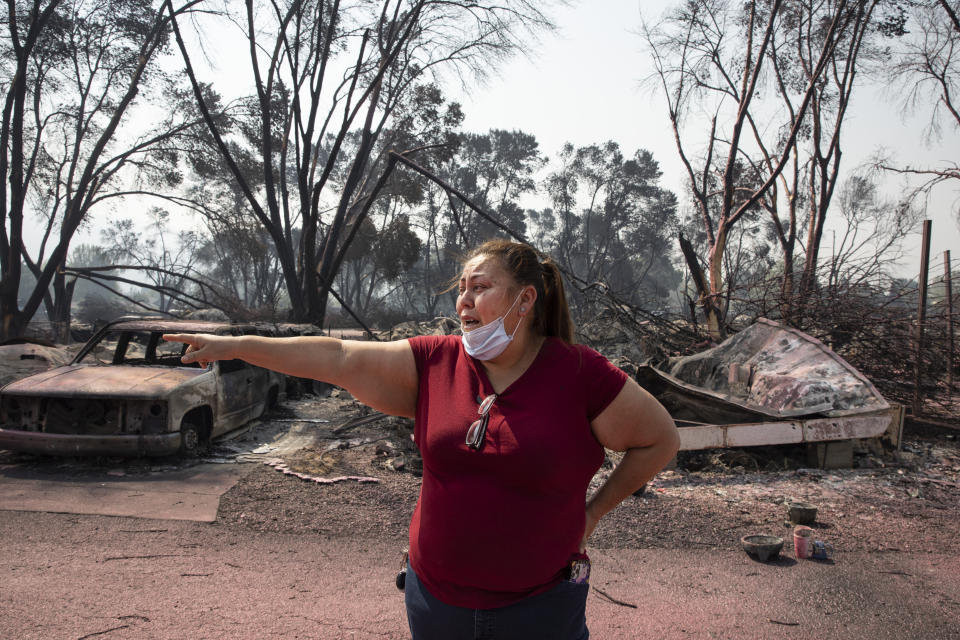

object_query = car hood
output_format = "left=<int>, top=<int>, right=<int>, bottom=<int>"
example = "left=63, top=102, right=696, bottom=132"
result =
left=1, top=365, right=207, bottom=399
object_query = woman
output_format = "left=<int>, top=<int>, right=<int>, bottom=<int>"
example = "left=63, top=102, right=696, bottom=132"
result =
left=164, top=239, right=679, bottom=640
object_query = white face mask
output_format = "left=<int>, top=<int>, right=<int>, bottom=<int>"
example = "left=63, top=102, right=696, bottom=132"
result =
left=461, top=293, right=524, bottom=361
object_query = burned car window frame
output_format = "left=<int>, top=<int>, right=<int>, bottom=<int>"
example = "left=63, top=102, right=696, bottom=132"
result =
left=77, top=330, right=200, bottom=369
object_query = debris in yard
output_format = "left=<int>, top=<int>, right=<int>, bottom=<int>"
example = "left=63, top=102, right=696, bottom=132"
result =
left=810, top=539, right=834, bottom=560
left=786, top=501, right=817, bottom=524
left=793, top=526, right=814, bottom=559
left=334, top=412, right=387, bottom=434
left=252, top=445, right=278, bottom=454
left=591, top=586, right=638, bottom=609
left=0, top=341, right=72, bottom=387
left=740, top=534, right=784, bottom=562
left=263, top=457, right=378, bottom=484
left=377, top=317, right=459, bottom=341
left=576, top=309, right=666, bottom=368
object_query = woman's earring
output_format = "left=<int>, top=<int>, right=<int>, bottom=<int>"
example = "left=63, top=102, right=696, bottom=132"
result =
left=520, top=306, right=526, bottom=313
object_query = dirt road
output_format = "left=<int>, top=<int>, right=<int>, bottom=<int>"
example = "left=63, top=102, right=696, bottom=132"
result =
left=1, top=509, right=958, bottom=640
left=1, top=397, right=959, bottom=639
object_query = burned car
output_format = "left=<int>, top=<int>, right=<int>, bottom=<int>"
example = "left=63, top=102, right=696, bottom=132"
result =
left=0, top=319, right=283, bottom=457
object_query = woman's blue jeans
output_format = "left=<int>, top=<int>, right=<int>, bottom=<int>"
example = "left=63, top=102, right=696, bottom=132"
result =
left=404, top=564, right=589, bottom=640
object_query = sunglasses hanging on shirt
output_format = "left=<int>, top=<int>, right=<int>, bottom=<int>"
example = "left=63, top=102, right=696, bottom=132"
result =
left=465, top=394, right=497, bottom=450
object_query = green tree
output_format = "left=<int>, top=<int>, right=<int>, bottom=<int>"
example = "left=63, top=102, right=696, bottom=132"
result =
left=446, top=129, right=545, bottom=245
left=542, top=142, right=681, bottom=308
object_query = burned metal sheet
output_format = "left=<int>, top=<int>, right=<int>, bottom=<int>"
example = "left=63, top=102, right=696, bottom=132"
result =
left=648, top=318, right=889, bottom=420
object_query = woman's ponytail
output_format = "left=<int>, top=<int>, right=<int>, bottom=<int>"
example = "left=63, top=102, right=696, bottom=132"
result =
left=537, top=258, right=574, bottom=344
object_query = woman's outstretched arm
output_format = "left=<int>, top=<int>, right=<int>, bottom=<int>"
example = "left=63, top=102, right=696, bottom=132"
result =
left=162, top=334, right=419, bottom=418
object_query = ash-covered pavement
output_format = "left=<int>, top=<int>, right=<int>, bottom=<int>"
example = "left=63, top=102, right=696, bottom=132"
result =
left=1, top=509, right=958, bottom=640
left=1, top=395, right=959, bottom=639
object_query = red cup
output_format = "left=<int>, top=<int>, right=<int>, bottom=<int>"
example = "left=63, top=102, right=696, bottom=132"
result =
left=794, top=526, right=814, bottom=559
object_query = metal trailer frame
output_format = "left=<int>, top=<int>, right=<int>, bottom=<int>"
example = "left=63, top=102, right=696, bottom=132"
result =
left=673, top=405, right=905, bottom=452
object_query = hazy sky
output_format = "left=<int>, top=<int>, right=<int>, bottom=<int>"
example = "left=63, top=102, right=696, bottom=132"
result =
left=54, top=0, right=960, bottom=281
left=454, top=0, right=960, bottom=277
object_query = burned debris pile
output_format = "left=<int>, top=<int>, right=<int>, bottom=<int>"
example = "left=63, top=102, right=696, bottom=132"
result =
left=376, top=317, right=459, bottom=341
left=0, top=342, right=73, bottom=388
left=660, top=319, right=889, bottom=417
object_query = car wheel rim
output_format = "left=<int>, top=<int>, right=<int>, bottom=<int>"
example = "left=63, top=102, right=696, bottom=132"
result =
left=183, top=428, right=199, bottom=451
